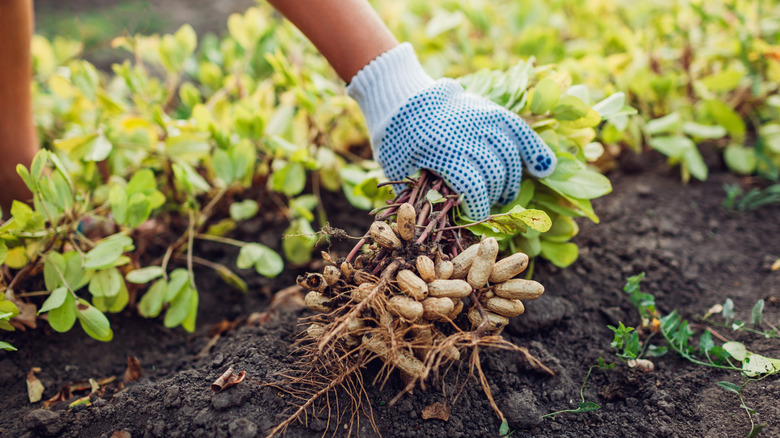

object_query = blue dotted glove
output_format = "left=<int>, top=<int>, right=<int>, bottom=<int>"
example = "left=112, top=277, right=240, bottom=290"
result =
left=347, top=44, right=556, bottom=220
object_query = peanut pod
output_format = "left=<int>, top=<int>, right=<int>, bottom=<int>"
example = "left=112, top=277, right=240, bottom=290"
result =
left=306, top=323, right=327, bottom=339
left=435, top=333, right=460, bottom=362
left=305, top=291, right=331, bottom=313
left=416, top=255, right=436, bottom=283
left=323, top=265, right=341, bottom=285
left=427, top=279, right=472, bottom=298
left=467, top=307, right=509, bottom=332
left=489, top=252, right=529, bottom=283
left=340, top=261, right=355, bottom=281
left=396, top=270, right=428, bottom=301
left=370, top=221, right=401, bottom=249
left=493, top=279, right=544, bottom=300
left=387, top=295, right=424, bottom=320
left=451, top=244, right=480, bottom=279
left=297, top=273, right=328, bottom=293
left=435, top=260, right=454, bottom=280
left=422, top=297, right=455, bottom=321
left=448, top=298, right=464, bottom=319
left=484, top=297, right=525, bottom=317
left=346, top=317, right=365, bottom=335
left=351, top=283, right=375, bottom=302
left=362, top=335, right=424, bottom=379
left=467, top=238, right=498, bottom=289
left=396, top=203, right=416, bottom=241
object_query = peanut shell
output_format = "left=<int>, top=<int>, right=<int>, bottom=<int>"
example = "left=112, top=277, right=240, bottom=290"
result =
left=493, top=279, right=544, bottom=300
left=396, top=203, right=416, bottom=241
left=489, top=252, right=529, bottom=283
left=467, top=238, right=498, bottom=289
left=427, top=279, right=472, bottom=298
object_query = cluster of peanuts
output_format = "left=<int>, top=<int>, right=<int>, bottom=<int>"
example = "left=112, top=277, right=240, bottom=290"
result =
left=297, top=203, right=545, bottom=376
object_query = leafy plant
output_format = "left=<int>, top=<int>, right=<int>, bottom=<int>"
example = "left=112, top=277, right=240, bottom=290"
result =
left=723, top=183, right=780, bottom=212
left=611, top=273, right=779, bottom=436
left=543, top=358, right=614, bottom=419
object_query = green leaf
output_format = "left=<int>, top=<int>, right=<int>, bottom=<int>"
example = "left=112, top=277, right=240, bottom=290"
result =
left=716, top=381, right=741, bottom=394
left=43, top=252, right=66, bottom=290
left=182, top=288, right=199, bottom=333
left=553, top=95, right=589, bottom=120
left=282, top=218, right=318, bottom=265
left=540, top=241, right=578, bottom=268
left=683, top=146, right=708, bottom=181
left=575, top=402, right=601, bottom=413
left=0, top=240, right=6, bottom=265
left=164, top=286, right=194, bottom=328
left=530, top=77, right=560, bottom=114
left=750, top=299, right=764, bottom=326
left=699, top=69, right=743, bottom=92
left=499, top=418, right=510, bottom=436
left=89, top=268, right=122, bottom=298
left=126, top=266, right=164, bottom=284
left=94, top=280, right=129, bottom=313
left=38, top=287, right=69, bottom=314
left=215, top=265, right=249, bottom=293
left=722, top=298, right=735, bottom=322
left=649, top=135, right=695, bottom=159
left=645, top=112, right=681, bottom=135
left=53, top=133, right=98, bottom=153
left=229, top=199, right=259, bottom=221
left=139, top=278, right=167, bottom=318
left=0, top=341, right=16, bottom=351
left=542, top=168, right=612, bottom=199
left=723, top=145, right=757, bottom=175
left=76, top=299, right=113, bottom=341
left=682, top=122, right=727, bottom=139
left=485, top=206, right=552, bottom=235
left=126, top=193, right=152, bottom=228
left=238, top=243, right=284, bottom=277
left=213, top=147, right=234, bottom=184
left=271, top=161, right=306, bottom=196
left=47, top=291, right=76, bottom=333
left=722, top=341, right=747, bottom=361
left=84, top=238, right=125, bottom=269
left=705, top=100, right=745, bottom=141
left=592, top=92, right=625, bottom=118
left=699, top=330, right=714, bottom=354
left=165, top=268, right=190, bottom=302
left=83, top=135, right=113, bottom=162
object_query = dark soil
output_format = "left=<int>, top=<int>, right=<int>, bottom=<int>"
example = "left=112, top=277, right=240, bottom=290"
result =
left=2, top=150, right=779, bottom=438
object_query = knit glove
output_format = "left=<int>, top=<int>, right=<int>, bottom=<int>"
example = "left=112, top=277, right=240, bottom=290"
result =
left=347, top=43, right=556, bottom=220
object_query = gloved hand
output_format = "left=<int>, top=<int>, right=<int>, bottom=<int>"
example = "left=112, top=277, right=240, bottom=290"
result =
left=347, top=43, right=556, bottom=220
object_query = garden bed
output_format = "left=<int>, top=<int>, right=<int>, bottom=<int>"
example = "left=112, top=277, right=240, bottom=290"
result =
left=3, top=150, right=779, bottom=437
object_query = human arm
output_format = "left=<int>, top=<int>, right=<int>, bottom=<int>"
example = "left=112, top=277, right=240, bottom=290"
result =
left=268, top=1, right=556, bottom=220
left=266, top=0, right=397, bottom=82
left=0, top=0, right=38, bottom=213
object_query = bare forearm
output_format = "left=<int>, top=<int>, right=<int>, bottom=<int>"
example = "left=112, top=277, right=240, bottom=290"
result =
left=0, top=0, right=37, bottom=210
left=268, top=0, right=398, bottom=82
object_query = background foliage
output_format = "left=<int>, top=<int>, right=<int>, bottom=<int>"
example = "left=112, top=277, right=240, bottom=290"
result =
left=1, top=0, right=777, bottom=346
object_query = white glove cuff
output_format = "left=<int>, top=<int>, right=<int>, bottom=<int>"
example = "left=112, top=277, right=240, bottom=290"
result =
left=346, top=43, right=434, bottom=142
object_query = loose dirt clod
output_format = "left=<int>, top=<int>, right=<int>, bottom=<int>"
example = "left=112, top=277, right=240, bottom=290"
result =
left=270, top=171, right=549, bottom=437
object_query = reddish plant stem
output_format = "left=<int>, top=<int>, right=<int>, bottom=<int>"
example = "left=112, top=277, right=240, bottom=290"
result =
left=416, top=198, right=454, bottom=245
left=407, top=172, right=427, bottom=207
left=345, top=237, right=367, bottom=263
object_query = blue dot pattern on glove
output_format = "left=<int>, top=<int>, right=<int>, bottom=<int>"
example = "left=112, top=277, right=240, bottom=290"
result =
left=376, top=79, right=557, bottom=220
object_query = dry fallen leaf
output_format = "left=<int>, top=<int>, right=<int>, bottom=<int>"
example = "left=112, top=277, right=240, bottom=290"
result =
left=247, top=285, right=305, bottom=327
left=211, top=367, right=246, bottom=392
left=124, top=356, right=142, bottom=383
left=421, top=402, right=450, bottom=421
left=772, top=258, right=780, bottom=272
left=111, top=431, right=132, bottom=438
left=26, top=367, right=45, bottom=403
left=7, top=290, right=37, bottom=331
left=43, top=385, right=72, bottom=408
